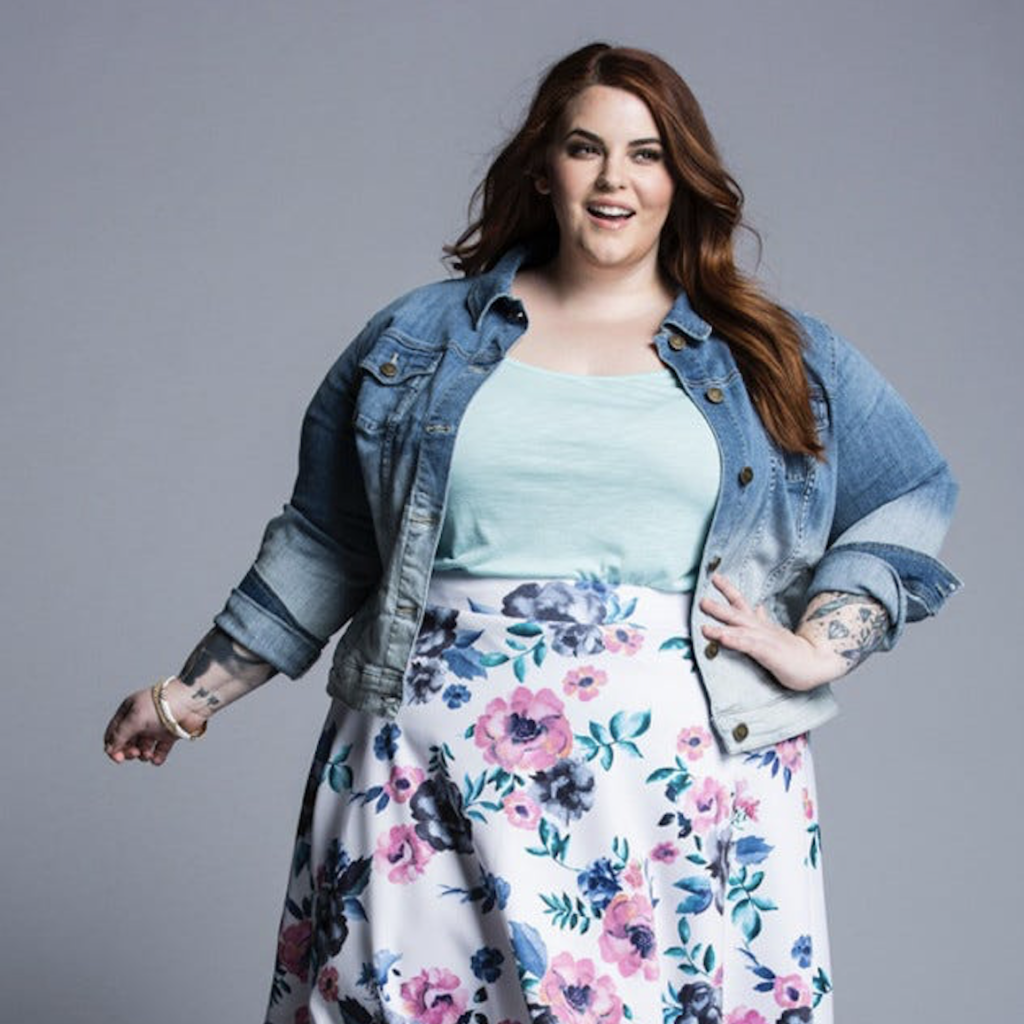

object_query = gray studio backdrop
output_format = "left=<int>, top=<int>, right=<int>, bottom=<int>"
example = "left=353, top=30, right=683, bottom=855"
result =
left=2, top=2, right=1018, bottom=1021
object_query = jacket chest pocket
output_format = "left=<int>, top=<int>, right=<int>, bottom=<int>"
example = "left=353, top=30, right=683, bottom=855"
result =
left=351, top=338, right=443, bottom=436
left=777, top=383, right=831, bottom=487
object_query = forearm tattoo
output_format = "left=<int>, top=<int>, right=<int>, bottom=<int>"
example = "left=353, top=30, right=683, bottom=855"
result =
left=796, top=591, right=891, bottom=674
left=176, top=626, right=277, bottom=716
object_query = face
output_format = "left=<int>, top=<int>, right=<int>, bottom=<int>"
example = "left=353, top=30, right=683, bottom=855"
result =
left=535, top=84, right=675, bottom=275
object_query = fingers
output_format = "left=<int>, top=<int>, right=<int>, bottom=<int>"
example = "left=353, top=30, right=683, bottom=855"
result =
left=709, top=572, right=750, bottom=609
left=699, top=574, right=755, bottom=626
left=104, top=696, right=134, bottom=748
left=104, top=688, right=176, bottom=766
left=152, top=737, right=175, bottom=766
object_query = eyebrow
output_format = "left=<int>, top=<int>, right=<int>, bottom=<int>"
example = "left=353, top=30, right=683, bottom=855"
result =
left=564, top=127, right=663, bottom=147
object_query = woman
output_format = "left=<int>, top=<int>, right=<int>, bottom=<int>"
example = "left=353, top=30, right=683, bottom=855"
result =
left=103, top=43, right=962, bottom=1024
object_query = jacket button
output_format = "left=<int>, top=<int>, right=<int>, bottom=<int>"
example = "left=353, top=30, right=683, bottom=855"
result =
left=705, top=386, right=724, bottom=403
left=668, top=334, right=686, bottom=351
left=738, top=466, right=754, bottom=485
left=380, top=361, right=398, bottom=377
left=732, top=722, right=749, bottom=742
left=707, top=555, right=721, bottom=571
left=704, top=640, right=720, bottom=658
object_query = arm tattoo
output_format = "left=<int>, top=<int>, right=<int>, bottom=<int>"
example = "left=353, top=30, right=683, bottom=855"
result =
left=175, top=626, right=277, bottom=716
left=797, top=591, right=891, bottom=674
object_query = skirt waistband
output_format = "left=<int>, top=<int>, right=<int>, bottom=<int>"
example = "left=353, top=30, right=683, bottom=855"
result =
left=426, top=570, right=694, bottom=633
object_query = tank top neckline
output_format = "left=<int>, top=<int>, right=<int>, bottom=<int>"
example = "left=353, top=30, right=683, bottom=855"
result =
left=502, top=355, right=675, bottom=382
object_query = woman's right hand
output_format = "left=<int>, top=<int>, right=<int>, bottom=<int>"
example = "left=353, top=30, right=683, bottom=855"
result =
left=103, top=680, right=208, bottom=767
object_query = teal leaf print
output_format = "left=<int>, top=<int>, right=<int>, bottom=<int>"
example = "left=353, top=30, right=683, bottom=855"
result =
left=478, top=652, right=510, bottom=667
left=609, top=709, right=651, bottom=741
left=703, top=944, right=716, bottom=973
left=610, top=834, right=630, bottom=868
left=674, top=876, right=712, bottom=914
left=806, top=822, right=822, bottom=868
left=540, top=891, right=593, bottom=933
left=327, top=759, right=352, bottom=793
left=731, top=898, right=762, bottom=942
left=526, top=816, right=571, bottom=863
left=576, top=711, right=651, bottom=768
left=507, top=622, right=544, bottom=637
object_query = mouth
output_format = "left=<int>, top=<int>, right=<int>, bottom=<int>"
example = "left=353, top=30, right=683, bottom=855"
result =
left=585, top=202, right=635, bottom=225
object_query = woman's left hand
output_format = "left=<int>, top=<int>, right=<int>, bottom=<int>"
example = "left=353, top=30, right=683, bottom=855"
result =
left=698, top=573, right=848, bottom=692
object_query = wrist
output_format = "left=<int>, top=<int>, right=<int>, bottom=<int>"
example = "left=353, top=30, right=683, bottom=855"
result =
left=795, top=630, right=850, bottom=679
left=164, top=676, right=215, bottom=728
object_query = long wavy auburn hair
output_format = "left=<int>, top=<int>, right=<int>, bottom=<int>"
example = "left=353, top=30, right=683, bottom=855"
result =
left=442, top=42, right=825, bottom=461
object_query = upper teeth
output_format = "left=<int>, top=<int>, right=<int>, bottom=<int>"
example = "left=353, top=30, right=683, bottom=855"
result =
left=590, top=204, right=632, bottom=217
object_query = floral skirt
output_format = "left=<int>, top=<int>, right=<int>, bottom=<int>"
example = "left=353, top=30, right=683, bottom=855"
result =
left=263, top=573, right=834, bottom=1024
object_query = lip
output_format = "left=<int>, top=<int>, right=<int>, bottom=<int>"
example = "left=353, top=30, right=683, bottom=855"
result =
left=585, top=201, right=635, bottom=230
left=585, top=200, right=635, bottom=214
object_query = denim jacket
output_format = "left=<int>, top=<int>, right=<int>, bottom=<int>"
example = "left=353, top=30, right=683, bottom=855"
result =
left=213, top=239, right=963, bottom=755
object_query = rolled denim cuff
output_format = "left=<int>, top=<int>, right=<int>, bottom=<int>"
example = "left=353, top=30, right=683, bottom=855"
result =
left=805, top=541, right=964, bottom=652
left=213, top=586, right=322, bottom=679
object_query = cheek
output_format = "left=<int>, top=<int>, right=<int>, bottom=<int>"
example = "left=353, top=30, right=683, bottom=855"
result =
left=646, top=181, right=675, bottom=214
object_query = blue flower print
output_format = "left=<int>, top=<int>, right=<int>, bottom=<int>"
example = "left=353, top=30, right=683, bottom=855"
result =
left=576, top=856, right=622, bottom=913
left=442, top=683, right=471, bottom=708
left=372, top=722, right=400, bottom=761
left=470, top=945, right=505, bottom=982
left=791, top=933, right=813, bottom=969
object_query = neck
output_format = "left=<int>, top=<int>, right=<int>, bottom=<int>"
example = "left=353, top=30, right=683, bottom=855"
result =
left=540, top=246, right=673, bottom=316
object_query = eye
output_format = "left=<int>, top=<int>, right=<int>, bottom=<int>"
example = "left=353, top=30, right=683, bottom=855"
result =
left=566, top=141, right=599, bottom=157
left=634, top=148, right=663, bottom=163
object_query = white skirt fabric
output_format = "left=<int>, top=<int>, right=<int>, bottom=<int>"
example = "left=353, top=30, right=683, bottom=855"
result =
left=263, top=573, right=834, bottom=1024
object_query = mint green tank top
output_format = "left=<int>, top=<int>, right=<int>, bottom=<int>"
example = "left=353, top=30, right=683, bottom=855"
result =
left=432, top=355, right=722, bottom=592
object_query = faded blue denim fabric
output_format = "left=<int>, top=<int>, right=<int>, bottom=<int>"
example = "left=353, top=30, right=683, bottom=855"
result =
left=213, top=239, right=962, bottom=754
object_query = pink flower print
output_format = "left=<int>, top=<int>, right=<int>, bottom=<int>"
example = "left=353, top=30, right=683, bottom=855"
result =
left=562, top=665, right=608, bottom=701
left=503, top=789, right=542, bottom=830
left=384, top=764, right=425, bottom=804
left=773, top=973, right=812, bottom=1008
left=733, top=778, right=760, bottom=822
left=676, top=725, right=713, bottom=762
left=293, top=1008, right=311, bottom=1024
left=474, top=686, right=573, bottom=772
left=374, top=823, right=435, bottom=883
left=597, top=892, right=659, bottom=980
left=683, top=776, right=731, bottom=834
left=802, top=786, right=815, bottom=820
left=318, top=964, right=339, bottom=1001
left=539, top=951, right=624, bottom=1024
left=725, top=1009, right=767, bottom=1024
left=277, top=919, right=311, bottom=981
left=622, top=859, right=644, bottom=891
left=399, top=966, right=469, bottom=1024
left=650, top=841, right=679, bottom=864
left=602, top=624, right=644, bottom=655
left=775, top=735, right=806, bottom=773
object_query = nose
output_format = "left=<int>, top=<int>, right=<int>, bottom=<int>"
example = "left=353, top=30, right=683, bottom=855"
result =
left=596, top=153, right=627, bottom=191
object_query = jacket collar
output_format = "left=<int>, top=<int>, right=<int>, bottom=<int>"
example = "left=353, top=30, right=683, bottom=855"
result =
left=464, top=237, right=713, bottom=341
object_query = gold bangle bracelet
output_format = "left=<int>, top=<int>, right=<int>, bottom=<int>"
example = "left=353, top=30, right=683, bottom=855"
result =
left=151, top=677, right=208, bottom=741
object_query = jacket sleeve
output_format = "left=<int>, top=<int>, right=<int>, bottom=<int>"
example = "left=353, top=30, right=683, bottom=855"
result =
left=211, top=311, right=388, bottom=679
left=803, top=322, right=964, bottom=651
